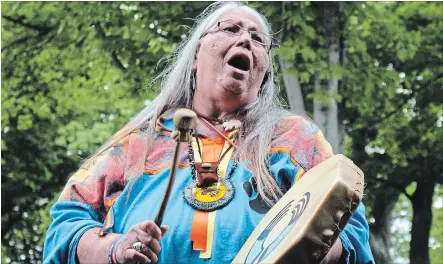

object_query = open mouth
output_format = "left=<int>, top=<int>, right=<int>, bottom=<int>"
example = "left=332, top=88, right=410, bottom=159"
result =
left=227, top=54, right=250, bottom=71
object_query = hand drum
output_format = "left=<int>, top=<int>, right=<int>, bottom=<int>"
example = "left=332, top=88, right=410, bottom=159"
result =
left=233, top=154, right=364, bottom=264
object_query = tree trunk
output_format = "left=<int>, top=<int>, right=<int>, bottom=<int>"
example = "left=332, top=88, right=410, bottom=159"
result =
left=409, top=178, right=435, bottom=264
left=369, top=189, right=399, bottom=264
left=313, top=2, right=341, bottom=153
left=324, top=2, right=340, bottom=153
left=314, top=74, right=327, bottom=133
left=279, top=56, right=307, bottom=116
left=337, top=9, right=347, bottom=154
left=276, top=2, right=307, bottom=117
left=337, top=119, right=346, bottom=154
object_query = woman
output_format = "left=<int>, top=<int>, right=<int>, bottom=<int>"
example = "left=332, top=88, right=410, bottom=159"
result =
left=43, top=2, right=374, bottom=264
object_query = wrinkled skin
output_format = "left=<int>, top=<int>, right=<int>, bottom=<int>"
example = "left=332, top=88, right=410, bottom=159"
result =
left=192, top=8, right=270, bottom=120
left=114, top=221, right=168, bottom=264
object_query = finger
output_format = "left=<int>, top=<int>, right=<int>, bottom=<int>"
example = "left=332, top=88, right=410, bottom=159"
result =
left=138, top=221, right=167, bottom=240
left=134, top=253, right=152, bottom=264
left=131, top=232, right=160, bottom=258
left=147, top=238, right=161, bottom=255
left=160, top=226, right=169, bottom=237
left=134, top=228, right=154, bottom=248
left=142, top=245, right=159, bottom=263
left=123, top=248, right=151, bottom=264
left=134, top=233, right=161, bottom=256
left=139, top=221, right=162, bottom=240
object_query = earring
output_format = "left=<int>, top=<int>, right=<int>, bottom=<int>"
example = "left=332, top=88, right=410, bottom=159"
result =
left=191, top=71, right=196, bottom=92
left=190, top=71, right=196, bottom=100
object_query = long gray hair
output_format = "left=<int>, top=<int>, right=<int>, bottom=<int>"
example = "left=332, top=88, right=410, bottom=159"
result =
left=84, top=2, right=290, bottom=206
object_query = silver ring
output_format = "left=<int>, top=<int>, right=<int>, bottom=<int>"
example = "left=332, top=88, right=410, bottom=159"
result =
left=132, top=241, right=143, bottom=252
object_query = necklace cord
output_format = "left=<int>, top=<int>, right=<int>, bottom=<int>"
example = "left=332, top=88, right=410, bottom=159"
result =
left=192, top=108, right=224, bottom=124
left=199, top=118, right=238, bottom=150
left=193, top=130, right=203, bottom=158
left=193, top=133, right=234, bottom=173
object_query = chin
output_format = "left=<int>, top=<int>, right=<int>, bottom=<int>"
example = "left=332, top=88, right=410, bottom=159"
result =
left=227, top=85, right=244, bottom=95
left=222, top=79, right=248, bottom=95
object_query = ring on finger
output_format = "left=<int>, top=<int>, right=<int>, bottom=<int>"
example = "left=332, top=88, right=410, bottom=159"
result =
left=132, top=241, right=143, bottom=252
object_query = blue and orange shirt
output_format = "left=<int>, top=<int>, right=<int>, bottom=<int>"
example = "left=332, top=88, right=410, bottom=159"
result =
left=43, top=114, right=374, bottom=263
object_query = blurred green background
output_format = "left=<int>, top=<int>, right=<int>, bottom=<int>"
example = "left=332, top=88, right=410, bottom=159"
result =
left=1, top=2, right=442, bottom=263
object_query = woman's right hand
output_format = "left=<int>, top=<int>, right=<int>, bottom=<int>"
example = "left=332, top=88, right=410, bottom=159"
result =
left=114, top=220, right=168, bottom=264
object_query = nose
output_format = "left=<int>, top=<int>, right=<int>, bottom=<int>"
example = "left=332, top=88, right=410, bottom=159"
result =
left=236, top=31, right=252, bottom=50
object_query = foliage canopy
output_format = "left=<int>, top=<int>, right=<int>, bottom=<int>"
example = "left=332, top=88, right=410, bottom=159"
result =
left=2, top=2, right=442, bottom=263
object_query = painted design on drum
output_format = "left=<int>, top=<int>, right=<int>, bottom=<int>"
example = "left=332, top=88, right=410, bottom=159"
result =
left=245, top=192, right=310, bottom=263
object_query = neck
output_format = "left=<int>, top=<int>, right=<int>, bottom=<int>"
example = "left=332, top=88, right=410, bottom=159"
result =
left=192, top=108, right=224, bottom=124
left=192, top=92, right=244, bottom=122
left=191, top=91, right=246, bottom=139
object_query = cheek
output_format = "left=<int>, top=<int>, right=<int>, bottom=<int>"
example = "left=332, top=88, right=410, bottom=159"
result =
left=258, top=62, right=268, bottom=73
left=203, top=42, right=220, bottom=59
left=255, top=50, right=269, bottom=71
left=200, top=37, right=229, bottom=61
left=253, top=53, right=269, bottom=79
left=197, top=43, right=226, bottom=75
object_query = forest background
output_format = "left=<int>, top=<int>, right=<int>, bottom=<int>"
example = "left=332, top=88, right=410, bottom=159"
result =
left=1, top=1, right=442, bottom=264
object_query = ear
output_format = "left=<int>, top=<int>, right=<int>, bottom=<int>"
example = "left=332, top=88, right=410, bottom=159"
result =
left=192, top=43, right=201, bottom=71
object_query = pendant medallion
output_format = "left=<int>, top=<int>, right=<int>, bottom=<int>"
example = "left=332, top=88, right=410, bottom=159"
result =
left=183, top=178, right=235, bottom=211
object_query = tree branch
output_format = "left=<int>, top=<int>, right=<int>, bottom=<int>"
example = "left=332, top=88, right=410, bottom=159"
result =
left=366, top=177, right=413, bottom=201
left=2, top=35, right=36, bottom=51
left=2, top=15, right=55, bottom=52
left=93, top=21, right=106, bottom=38
left=2, top=15, right=53, bottom=32
left=111, top=51, right=127, bottom=72
left=93, top=22, right=127, bottom=74
left=366, top=95, right=414, bottom=126
left=353, top=71, right=442, bottom=133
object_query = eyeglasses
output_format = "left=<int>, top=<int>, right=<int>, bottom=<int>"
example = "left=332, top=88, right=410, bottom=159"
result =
left=215, top=20, right=274, bottom=52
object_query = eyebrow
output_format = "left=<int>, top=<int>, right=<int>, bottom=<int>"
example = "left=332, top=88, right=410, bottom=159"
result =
left=224, top=19, right=259, bottom=31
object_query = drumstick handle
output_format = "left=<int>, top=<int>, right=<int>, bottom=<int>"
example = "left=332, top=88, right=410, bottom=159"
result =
left=154, top=141, right=181, bottom=226
left=154, top=108, right=196, bottom=227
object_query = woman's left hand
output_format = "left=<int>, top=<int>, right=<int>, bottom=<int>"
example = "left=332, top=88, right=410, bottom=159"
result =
left=320, top=238, right=344, bottom=264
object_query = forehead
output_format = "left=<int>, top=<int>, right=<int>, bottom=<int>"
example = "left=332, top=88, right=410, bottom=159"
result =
left=219, top=8, right=265, bottom=32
